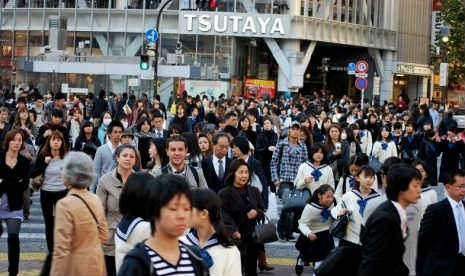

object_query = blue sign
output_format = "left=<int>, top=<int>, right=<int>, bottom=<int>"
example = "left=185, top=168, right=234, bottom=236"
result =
left=347, top=62, right=356, bottom=71
left=145, top=29, right=158, bottom=43
left=355, top=78, right=368, bottom=90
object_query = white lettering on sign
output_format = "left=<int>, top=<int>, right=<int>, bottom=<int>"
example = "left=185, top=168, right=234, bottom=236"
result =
left=214, top=15, right=227, bottom=32
left=229, top=16, right=242, bottom=33
left=257, top=17, right=271, bottom=34
left=199, top=15, right=212, bottom=32
left=270, top=18, right=284, bottom=35
left=242, top=17, right=256, bottom=33
left=184, top=14, right=197, bottom=31
left=183, top=13, right=286, bottom=35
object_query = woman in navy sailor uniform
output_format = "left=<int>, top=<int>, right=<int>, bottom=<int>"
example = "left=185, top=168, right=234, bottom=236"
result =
left=403, top=161, right=438, bottom=276
left=295, top=185, right=335, bottom=276
left=331, top=166, right=380, bottom=248
left=295, top=144, right=334, bottom=194
left=371, top=126, right=398, bottom=164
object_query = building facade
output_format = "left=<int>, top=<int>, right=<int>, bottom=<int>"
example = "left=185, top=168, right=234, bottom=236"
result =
left=0, top=0, right=401, bottom=104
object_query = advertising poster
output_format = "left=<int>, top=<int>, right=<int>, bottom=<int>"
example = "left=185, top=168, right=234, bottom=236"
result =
left=182, top=80, right=230, bottom=98
left=244, top=78, right=276, bottom=99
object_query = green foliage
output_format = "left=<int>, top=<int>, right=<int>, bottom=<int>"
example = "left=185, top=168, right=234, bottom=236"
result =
left=441, top=0, right=465, bottom=82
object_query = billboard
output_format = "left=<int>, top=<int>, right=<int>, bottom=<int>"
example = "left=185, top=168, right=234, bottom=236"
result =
left=244, top=79, right=276, bottom=99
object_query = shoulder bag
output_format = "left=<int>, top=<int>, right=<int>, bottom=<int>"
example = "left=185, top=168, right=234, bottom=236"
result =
left=252, top=214, right=278, bottom=244
left=282, top=188, right=311, bottom=212
left=329, top=201, right=350, bottom=239
left=71, top=194, right=99, bottom=226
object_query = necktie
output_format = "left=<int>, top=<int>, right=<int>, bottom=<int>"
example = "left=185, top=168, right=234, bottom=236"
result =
left=157, top=131, right=162, bottom=138
left=218, top=159, right=224, bottom=180
left=456, top=203, right=465, bottom=254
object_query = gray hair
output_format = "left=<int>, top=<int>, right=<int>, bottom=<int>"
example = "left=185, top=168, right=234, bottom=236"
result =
left=62, top=151, right=96, bottom=189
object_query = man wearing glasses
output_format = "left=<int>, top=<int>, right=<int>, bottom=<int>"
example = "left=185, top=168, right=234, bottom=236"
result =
left=417, top=169, right=465, bottom=276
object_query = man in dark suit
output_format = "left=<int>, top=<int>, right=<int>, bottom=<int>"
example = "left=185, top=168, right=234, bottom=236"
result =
left=417, top=169, right=465, bottom=276
left=358, top=165, right=422, bottom=276
left=202, top=132, right=231, bottom=193
left=151, top=110, right=169, bottom=139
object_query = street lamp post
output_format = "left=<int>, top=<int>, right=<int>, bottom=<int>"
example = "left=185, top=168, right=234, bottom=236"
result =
left=153, top=0, right=173, bottom=97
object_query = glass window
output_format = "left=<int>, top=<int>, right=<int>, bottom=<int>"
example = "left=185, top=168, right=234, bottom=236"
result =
left=14, top=32, right=27, bottom=57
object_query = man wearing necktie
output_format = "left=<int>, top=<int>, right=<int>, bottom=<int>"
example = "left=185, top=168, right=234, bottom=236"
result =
left=151, top=110, right=167, bottom=139
left=417, top=169, right=465, bottom=276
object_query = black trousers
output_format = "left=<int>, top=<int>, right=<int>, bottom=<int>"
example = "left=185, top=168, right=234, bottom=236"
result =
left=40, top=189, right=68, bottom=253
left=239, top=240, right=259, bottom=276
left=278, top=182, right=294, bottom=238
left=105, top=255, right=116, bottom=276
left=0, top=218, right=21, bottom=276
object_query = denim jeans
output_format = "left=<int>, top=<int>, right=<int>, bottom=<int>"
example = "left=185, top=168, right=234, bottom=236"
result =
left=0, top=218, right=22, bottom=276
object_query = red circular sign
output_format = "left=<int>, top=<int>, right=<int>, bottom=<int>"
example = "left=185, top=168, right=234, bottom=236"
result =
left=356, top=60, right=369, bottom=73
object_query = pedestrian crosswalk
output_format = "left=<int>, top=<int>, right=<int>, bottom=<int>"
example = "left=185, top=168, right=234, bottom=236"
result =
left=1, top=193, right=46, bottom=241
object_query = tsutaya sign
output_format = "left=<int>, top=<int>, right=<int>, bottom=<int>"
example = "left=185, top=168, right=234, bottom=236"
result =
left=179, top=12, right=290, bottom=38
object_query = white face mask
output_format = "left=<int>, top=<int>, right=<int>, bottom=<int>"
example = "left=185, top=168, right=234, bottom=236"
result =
left=121, top=121, right=128, bottom=129
left=103, top=118, right=112, bottom=126
left=341, top=133, right=347, bottom=140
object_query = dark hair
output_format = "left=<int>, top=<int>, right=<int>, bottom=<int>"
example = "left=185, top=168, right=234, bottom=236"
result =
left=182, top=132, right=202, bottom=157
left=51, top=108, right=64, bottom=119
left=149, top=138, right=169, bottom=167
left=358, top=165, right=376, bottom=177
left=239, top=115, right=251, bottom=131
left=411, top=160, right=429, bottom=187
left=55, top=92, right=66, bottom=100
left=380, top=157, right=403, bottom=175
left=261, top=116, right=273, bottom=126
left=446, top=169, right=465, bottom=185
left=393, top=122, right=402, bottom=130
left=232, top=136, right=250, bottom=155
left=212, top=132, right=230, bottom=145
left=152, top=110, right=163, bottom=119
left=308, top=143, right=328, bottom=164
left=119, top=172, right=154, bottom=218
left=167, top=135, right=188, bottom=149
left=191, top=189, right=234, bottom=247
left=222, top=126, right=238, bottom=138
left=386, top=164, right=421, bottom=201
left=136, top=117, right=152, bottom=132
left=146, top=174, right=192, bottom=235
left=2, top=129, right=25, bottom=151
left=107, top=120, right=124, bottom=134
left=343, top=152, right=369, bottom=177
left=40, top=130, right=68, bottom=158
left=224, top=111, right=237, bottom=121
left=225, top=159, right=252, bottom=187
left=114, top=144, right=137, bottom=162
left=377, top=125, right=392, bottom=142
left=309, top=184, right=334, bottom=204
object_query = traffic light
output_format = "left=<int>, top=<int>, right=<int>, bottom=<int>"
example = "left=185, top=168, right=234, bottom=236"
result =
left=209, top=0, right=216, bottom=9
left=140, top=55, right=150, bottom=70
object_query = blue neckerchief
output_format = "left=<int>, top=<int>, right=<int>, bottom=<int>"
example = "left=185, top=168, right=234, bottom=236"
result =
left=311, top=169, right=323, bottom=182
left=381, top=142, right=388, bottom=150
left=352, top=188, right=379, bottom=216
left=407, top=136, right=414, bottom=143
left=359, top=131, right=365, bottom=138
left=393, top=136, right=400, bottom=144
left=349, top=177, right=355, bottom=188
left=186, top=230, right=215, bottom=268
left=448, top=142, right=454, bottom=150
left=357, top=199, right=368, bottom=216
left=321, top=209, right=331, bottom=223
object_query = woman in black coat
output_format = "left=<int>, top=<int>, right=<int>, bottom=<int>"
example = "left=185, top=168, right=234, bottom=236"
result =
left=73, top=120, right=101, bottom=159
left=0, top=129, right=31, bottom=276
left=418, top=130, right=441, bottom=186
left=255, top=117, right=278, bottom=193
left=219, top=159, right=265, bottom=276
left=437, top=126, right=465, bottom=183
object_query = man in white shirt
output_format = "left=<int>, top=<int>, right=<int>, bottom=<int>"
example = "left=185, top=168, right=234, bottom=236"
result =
left=417, top=169, right=465, bottom=276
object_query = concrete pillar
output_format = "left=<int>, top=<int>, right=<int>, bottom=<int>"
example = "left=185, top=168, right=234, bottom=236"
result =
left=380, top=50, right=394, bottom=103
left=277, top=0, right=301, bottom=93
left=420, top=76, right=429, bottom=98
left=115, top=0, right=128, bottom=9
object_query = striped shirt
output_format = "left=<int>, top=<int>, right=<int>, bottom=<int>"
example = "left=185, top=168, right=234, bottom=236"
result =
left=144, top=244, right=196, bottom=276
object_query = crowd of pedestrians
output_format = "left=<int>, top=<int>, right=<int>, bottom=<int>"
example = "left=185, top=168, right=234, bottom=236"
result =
left=0, top=86, right=464, bottom=276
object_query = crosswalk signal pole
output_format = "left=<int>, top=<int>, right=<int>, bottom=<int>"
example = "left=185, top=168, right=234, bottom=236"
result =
left=154, top=0, right=173, bottom=97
